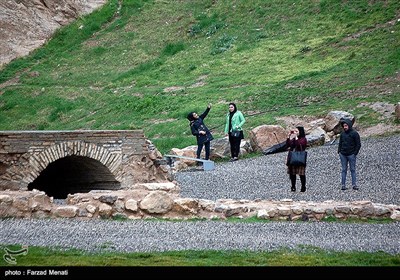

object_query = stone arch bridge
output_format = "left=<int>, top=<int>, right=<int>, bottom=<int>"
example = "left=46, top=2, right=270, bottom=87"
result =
left=0, top=130, right=169, bottom=198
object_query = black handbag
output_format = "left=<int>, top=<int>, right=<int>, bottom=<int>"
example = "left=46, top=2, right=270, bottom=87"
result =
left=288, top=150, right=307, bottom=166
left=230, top=130, right=240, bottom=137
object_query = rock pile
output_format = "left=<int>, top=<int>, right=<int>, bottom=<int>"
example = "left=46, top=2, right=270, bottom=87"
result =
left=1, top=186, right=399, bottom=221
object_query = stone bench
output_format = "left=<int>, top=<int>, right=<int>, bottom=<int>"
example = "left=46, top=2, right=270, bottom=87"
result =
left=164, top=154, right=215, bottom=171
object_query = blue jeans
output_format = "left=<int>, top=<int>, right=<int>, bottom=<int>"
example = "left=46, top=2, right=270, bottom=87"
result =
left=339, top=153, right=357, bottom=186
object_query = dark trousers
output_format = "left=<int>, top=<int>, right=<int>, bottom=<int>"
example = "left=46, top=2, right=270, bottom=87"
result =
left=290, top=174, right=306, bottom=189
left=197, top=141, right=211, bottom=160
left=229, top=135, right=242, bottom=158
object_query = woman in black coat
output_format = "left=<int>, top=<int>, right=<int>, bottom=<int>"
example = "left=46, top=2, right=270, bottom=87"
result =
left=187, top=103, right=214, bottom=160
left=286, top=126, right=308, bottom=192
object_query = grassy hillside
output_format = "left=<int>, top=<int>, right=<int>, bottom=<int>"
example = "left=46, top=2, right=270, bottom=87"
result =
left=0, top=0, right=399, bottom=154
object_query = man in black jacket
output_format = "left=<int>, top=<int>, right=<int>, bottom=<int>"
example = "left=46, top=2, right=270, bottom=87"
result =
left=338, top=118, right=361, bottom=190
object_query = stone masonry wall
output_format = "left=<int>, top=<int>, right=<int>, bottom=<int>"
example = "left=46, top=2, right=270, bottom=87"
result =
left=0, top=187, right=399, bottom=221
left=0, top=130, right=170, bottom=191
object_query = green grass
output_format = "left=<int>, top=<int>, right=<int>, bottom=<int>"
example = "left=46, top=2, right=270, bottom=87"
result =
left=0, top=0, right=399, bottom=155
left=1, top=244, right=399, bottom=266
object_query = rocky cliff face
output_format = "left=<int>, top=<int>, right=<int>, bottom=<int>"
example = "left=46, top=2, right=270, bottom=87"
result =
left=0, top=0, right=107, bottom=68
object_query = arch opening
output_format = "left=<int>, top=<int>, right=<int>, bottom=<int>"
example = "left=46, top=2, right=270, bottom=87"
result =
left=27, top=155, right=121, bottom=199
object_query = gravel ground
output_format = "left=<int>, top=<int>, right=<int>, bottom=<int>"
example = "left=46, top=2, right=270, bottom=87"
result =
left=0, top=135, right=399, bottom=255
left=1, top=219, right=399, bottom=254
left=176, top=134, right=400, bottom=204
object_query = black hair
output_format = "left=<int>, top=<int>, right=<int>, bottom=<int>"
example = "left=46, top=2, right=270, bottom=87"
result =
left=187, top=112, right=195, bottom=121
left=296, top=126, right=306, bottom=138
left=229, top=102, right=237, bottom=113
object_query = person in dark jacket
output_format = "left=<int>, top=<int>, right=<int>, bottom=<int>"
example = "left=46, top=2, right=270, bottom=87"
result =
left=187, top=103, right=214, bottom=161
left=338, top=118, right=361, bottom=190
left=286, top=126, right=308, bottom=192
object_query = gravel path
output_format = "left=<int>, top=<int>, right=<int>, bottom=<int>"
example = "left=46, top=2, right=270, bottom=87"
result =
left=0, top=135, right=399, bottom=255
left=1, top=219, right=399, bottom=254
left=176, top=134, right=400, bottom=204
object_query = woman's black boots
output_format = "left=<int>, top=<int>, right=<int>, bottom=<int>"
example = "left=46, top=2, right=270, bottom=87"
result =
left=290, top=175, right=296, bottom=192
left=300, top=175, right=306, bottom=192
